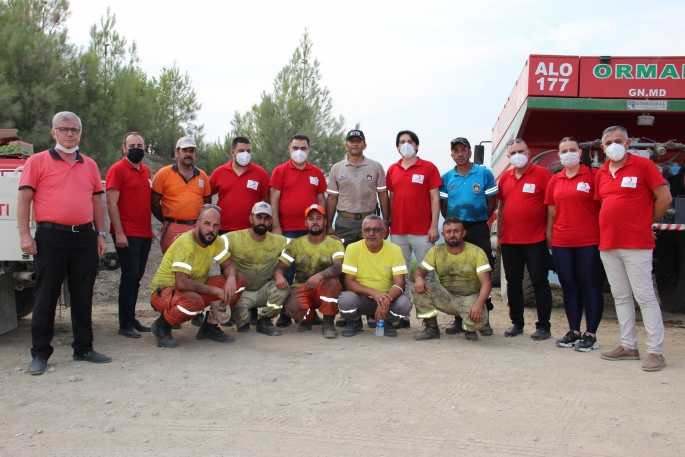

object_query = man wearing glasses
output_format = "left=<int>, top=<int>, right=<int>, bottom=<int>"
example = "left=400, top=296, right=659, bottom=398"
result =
left=439, top=137, right=498, bottom=336
left=149, top=205, right=247, bottom=348
left=19, top=111, right=111, bottom=375
left=337, top=216, right=411, bottom=337
left=496, top=138, right=553, bottom=340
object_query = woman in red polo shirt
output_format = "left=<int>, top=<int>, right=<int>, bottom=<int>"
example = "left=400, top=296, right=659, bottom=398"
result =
left=545, top=137, right=604, bottom=352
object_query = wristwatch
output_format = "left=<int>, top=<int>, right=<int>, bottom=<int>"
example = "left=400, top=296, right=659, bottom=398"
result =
left=98, top=231, right=106, bottom=236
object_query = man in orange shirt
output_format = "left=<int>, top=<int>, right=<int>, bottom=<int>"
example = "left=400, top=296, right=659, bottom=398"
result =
left=152, top=136, right=211, bottom=326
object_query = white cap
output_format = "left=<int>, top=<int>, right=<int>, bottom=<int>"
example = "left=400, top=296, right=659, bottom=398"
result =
left=176, top=136, right=197, bottom=149
left=251, top=201, right=273, bottom=216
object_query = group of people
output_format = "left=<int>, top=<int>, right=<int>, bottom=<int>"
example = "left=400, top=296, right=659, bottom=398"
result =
left=19, top=111, right=671, bottom=375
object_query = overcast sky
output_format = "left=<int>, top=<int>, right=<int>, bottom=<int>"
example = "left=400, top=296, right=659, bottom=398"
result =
left=66, top=0, right=685, bottom=173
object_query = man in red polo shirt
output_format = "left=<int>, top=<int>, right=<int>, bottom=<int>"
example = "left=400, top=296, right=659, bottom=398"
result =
left=106, top=132, right=154, bottom=338
left=269, top=133, right=327, bottom=327
left=18, top=111, right=111, bottom=375
left=210, top=136, right=270, bottom=234
left=594, top=126, right=672, bottom=371
left=496, top=138, right=553, bottom=340
left=386, top=130, right=442, bottom=329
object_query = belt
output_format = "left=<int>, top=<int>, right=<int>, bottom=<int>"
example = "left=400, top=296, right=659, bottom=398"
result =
left=164, top=218, right=196, bottom=225
left=337, top=211, right=373, bottom=220
left=461, top=220, right=489, bottom=228
left=36, top=222, right=94, bottom=232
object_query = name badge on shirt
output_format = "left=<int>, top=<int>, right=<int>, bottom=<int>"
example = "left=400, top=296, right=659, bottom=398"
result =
left=412, top=174, right=425, bottom=184
left=247, top=179, right=259, bottom=190
left=310, top=176, right=319, bottom=186
left=337, top=174, right=347, bottom=180
left=576, top=182, right=590, bottom=193
left=199, top=180, right=205, bottom=189
left=621, top=177, right=638, bottom=188
left=148, top=178, right=152, bottom=188
left=522, top=183, right=535, bottom=193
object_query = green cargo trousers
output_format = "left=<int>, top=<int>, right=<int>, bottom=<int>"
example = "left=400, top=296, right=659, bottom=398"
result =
left=410, top=281, right=488, bottom=332
left=232, top=280, right=291, bottom=326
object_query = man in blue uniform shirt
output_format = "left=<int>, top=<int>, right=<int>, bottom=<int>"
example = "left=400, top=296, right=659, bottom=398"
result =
left=440, top=137, right=498, bottom=336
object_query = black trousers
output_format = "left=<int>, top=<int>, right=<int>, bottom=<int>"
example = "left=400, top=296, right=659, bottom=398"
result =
left=31, top=227, right=99, bottom=360
left=463, top=221, right=494, bottom=311
left=115, top=236, right=152, bottom=328
left=500, top=241, right=552, bottom=330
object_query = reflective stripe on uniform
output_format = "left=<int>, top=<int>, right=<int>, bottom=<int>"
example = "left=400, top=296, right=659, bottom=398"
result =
left=178, top=305, right=202, bottom=316
left=342, top=264, right=358, bottom=272
left=485, top=186, right=498, bottom=196
left=476, top=264, right=491, bottom=274
left=392, top=265, right=406, bottom=273
left=281, top=251, right=294, bottom=263
left=266, top=302, right=282, bottom=310
left=339, top=307, right=357, bottom=314
left=417, top=308, right=438, bottom=319
left=420, top=261, right=435, bottom=271
left=213, top=234, right=229, bottom=261
left=319, top=296, right=338, bottom=303
left=332, top=251, right=345, bottom=259
left=172, top=261, right=192, bottom=271
left=439, top=192, right=449, bottom=198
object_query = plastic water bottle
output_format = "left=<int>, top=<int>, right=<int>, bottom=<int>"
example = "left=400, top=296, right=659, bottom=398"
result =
left=376, top=317, right=384, bottom=336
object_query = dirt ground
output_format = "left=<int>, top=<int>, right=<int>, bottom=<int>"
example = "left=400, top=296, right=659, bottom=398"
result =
left=1, top=238, right=685, bottom=456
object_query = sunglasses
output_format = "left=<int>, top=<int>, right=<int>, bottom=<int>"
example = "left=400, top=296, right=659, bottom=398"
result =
left=203, top=204, right=222, bottom=212
left=362, top=227, right=383, bottom=234
left=506, top=138, right=524, bottom=146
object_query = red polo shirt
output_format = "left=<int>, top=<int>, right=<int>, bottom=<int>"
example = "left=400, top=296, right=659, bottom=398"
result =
left=497, top=163, right=552, bottom=245
left=105, top=157, right=153, bottom=238
left=270, top=160, right=327, bottom=231
left=386, top=157, right=442, bottom=235
left=544, top=165, right=599, bottom=247
left=595, top=154, right=666, bottom=250
left=18, top=148, right=103, bottom=225
left=210, top=161, right=270, bottom=231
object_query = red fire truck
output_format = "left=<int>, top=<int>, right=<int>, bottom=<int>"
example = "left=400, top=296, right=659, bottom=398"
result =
left=477, top=55, right=685, bottom=312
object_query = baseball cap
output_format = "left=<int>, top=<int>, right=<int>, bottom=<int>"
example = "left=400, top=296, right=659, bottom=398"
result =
left=304, top=204, right=326, bottom=217
left=176, top=136, right=197, bottom=149
left=346, top=130, right=365, bottom=141
left=450, top=137, right=471, bottom=149
left=252, top=201, right=273, bottom=216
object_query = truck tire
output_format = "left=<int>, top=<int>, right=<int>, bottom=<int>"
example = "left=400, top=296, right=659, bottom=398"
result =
left=491, top=255, right=501, bottom=284
left=15, top=287, right=34, bottom=319
left=655, top=232, right=685, bottom=313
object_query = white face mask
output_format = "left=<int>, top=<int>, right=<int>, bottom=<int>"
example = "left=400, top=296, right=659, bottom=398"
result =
left=560, top=151, right=580, bottom=168
left=509, top=153, right=528, bottom=168
left=55, top=142, right=79, bottom=154
left=399, top=142, right=416, bottom=159
left=605, top=142, right=626, bottom=161
left=291, top=150, right=308, bottom=164
left=235, top=151, right=251, bottom=167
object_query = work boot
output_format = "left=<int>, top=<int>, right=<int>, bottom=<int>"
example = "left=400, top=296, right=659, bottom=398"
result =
left=197, top=312, right=234, bottom=343
left=445, top=316, right=464, bottom=335
left=465, top=331, right=479, bottom=341
left=366, top=315, right=376, bottom=328
left=479, top=322, right=493, bottom=336
left=336, top=316, right=348, bottom=328
left=392, top=318, right=410, bottom=330
left=341, top=319, right=363, bottom=337
left=133, top=320, right=151, bottom=332
left=256, top=317, right=282, bottom=336
left=151, top=315, right=178, bottom=348
left=321, top=315, right=337, bottom=339
left=191, top=313, right=204, bottom=327
left=237, top=323, right=250, bottom=333
left=118, top=325, right=141, bottom=338
left=298, top=311, right=323, bottom=332
left=413, top=317, right=440, bottom=341
left=276, top=313, right=292, bottom=328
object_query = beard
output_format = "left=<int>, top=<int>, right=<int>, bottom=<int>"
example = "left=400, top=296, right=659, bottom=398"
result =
left=445, top=238, right=462, bottom=247
left=198, top=231, right=216, bottom=246
left=253, top=224, right=269, bottom=235
left=308, top=226, right=324, bottom=236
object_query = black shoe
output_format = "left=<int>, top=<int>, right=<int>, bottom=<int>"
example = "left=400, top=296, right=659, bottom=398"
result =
left=530, top=328, right=551, bottom=341
left=575, top=333, right=599, bottom=352
left=384, top=325, right=398, bottom=337
left=366, top=316, right=376, bottom=328
left=321, top=315, right=337, bottom=339
left=118, top=326, right=141, bottom=338
left=256, top=317, right=282, bottom=336
left=197, top=323, right=234, bottom=343
left=151, top=319, right=178, bottom=348
left=341, top=319, right=363, bottom=337
left=250, top=307, right=259, bottom=326
left=73, top=351, right=112, bottom=364
left=133, top=320, right=151, bottom=332
left=413, top=317, right=440, bottom=341
left=556, top=330, right=581, bottom=348
left=392, top=318, right=410, bottom=330
left=237, top=323, right=250, bottom=333
left=505, top=324, right=524, bottom=337
left=220, top=321, right=234, bottom=327
left=276, top=314, right=292, bottom=328
left=479, top=322, right=493, bottom=336
left=311, top=312, right=324, bottom=325
left=191, top=314, right=204, bottom=327
left=335, top=316, right=348, bottom=328
left=465, top=331, right=479, bottom=341
left=28, top=357, right=47, bottom=375
left=445, top=316, right=464, bottom=335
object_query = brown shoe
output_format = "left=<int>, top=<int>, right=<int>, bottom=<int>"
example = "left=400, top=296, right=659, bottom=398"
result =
left=600, top=345, right=640, bottom=361
left=641, top=354, right=666, bottom=372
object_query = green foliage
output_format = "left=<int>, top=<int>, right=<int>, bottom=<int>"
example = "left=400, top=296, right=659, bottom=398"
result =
left=212, top=30, right=349, bottom=174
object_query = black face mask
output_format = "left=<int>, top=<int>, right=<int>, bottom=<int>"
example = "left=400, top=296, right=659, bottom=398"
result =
left=127, top=148, right=145, bottom=164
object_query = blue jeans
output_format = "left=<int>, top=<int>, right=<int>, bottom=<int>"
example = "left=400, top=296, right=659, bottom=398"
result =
left=115, top=237, right=152, bottom=328
left=552, top=245, right=605, bottom=334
